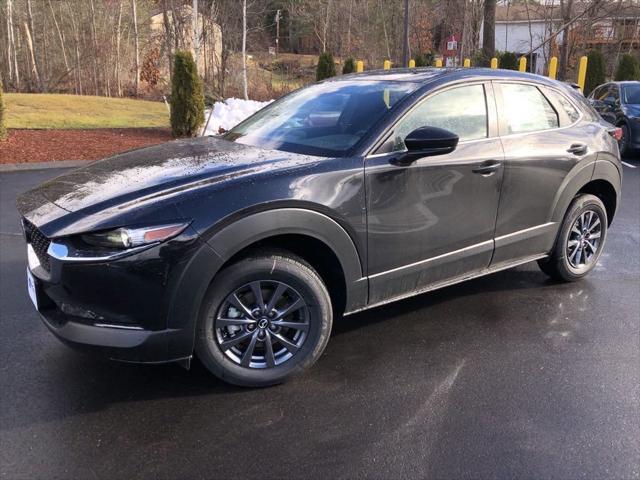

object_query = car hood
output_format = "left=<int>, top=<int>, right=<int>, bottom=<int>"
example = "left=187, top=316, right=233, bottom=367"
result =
left=19, top=136, right=308, bottom=218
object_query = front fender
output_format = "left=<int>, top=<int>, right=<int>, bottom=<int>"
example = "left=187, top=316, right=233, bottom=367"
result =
left=206, top=208, right=367, bottom=313
left=163, top=208, right=368, bottom=361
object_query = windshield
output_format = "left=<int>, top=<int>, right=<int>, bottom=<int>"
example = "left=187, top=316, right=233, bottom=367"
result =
left=622, top=84, right=640, bottom=104
left=225, top=80, right=419, bottom=157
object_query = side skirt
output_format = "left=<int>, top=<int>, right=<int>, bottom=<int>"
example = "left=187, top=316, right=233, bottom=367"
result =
left=345, top=253, right=548, bottom=316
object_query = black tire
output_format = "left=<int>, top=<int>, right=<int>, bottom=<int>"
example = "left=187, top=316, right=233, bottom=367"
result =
left=196, top=250, right=332, bottom=387
left=538, top=194, right=607, bottom=282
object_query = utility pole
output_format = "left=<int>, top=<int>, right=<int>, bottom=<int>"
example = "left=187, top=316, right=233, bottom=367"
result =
left=275, top=9, right=281, bottom=57
left=242, top=0, right=248, bottom=100
left=193, top=0, right=199, bottom=70
left=402, top=0, right=410, bottom=67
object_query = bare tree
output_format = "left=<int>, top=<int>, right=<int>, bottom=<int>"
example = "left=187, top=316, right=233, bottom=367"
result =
left=7, top=0, right=20, bottom=90
left=23, top=20, right=41, bottom=91
left=482, top=0, right=496, bottom=64
left=115, top=1, right=123, bottom=97
left=48, top=0, right=69, bottom=73
left=6, top=0, right=14, bottom=84
left=558, top=0, right=574, bottom=80
left=132, top=0, right=140, bottom=95
left=193, top=0, right=199, bottom=68
left=25, top=0, right=41, bottom=90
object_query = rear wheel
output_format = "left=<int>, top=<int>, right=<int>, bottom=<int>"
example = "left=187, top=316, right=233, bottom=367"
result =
left=538, top=194, right=607, bottom=282
left=196, top=251, right=332, bottom=387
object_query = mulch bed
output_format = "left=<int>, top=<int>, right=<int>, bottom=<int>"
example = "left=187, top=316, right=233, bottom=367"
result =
left=0, top=128, right=173, bottom=164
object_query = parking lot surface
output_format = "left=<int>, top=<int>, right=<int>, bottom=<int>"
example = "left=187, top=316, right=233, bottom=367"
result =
left=1, top=160, right=639, bottom=479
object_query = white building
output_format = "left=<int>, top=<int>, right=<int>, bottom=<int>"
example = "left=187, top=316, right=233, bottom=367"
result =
left=480, top=4, right=563, bottom=75
left=480, top=2, right=640, bottom=75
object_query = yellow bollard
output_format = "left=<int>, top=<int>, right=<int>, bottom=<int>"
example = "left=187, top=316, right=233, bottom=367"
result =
left=408, top=59, right=416, bottom=68
left=490, top=57, right=498, bottom=69
left=463, top=58, right=471, bottom=67
left=577, top=56, right=588, bottom=92
left=435, top=58, right=443, bottom=68
left=356, top=60, right=364, bottom=73
left=518, top=56, right=527, bottom=72
left=383, top=60, right=391, bottom=70
left=548, top=56, right=558, bottom=79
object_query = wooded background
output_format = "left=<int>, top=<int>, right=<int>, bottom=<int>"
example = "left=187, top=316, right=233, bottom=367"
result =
left=2, top=0, right=639, bottom=101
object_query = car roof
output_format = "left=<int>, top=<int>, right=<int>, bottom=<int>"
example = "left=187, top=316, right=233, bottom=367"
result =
left=610, top=80, right=640, bottom=85
left=334, top=67, right=560, bottom=88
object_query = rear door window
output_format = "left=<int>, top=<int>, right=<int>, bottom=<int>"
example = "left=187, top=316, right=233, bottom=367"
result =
left=499, top=83, right=559, bottom=134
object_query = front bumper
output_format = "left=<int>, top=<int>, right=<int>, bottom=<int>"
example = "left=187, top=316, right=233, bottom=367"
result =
left=37, top=307, right=188, bottom=364
left=25, top=222, right=221, bottom=364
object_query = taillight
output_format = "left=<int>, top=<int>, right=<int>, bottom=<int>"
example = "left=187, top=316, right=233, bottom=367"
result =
left=609, top=127, right=623, bottom=141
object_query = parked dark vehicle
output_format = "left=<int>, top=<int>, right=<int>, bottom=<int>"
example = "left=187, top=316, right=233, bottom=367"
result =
left=18, top=68, right=622, bottom=387
left=588, top=81, right=640, bottom=156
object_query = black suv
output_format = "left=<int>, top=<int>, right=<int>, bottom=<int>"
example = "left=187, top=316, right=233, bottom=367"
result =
left=18, top=68, right=622, bottom=386
left=588, top=81, right=640, bottom=156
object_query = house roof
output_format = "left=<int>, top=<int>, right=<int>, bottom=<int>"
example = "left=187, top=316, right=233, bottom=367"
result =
left=495, top=1, right=640, bottom=23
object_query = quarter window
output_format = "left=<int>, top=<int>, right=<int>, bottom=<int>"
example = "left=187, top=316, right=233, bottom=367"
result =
left=546, top=89, right=580, bottom=123
left=391, top=84, right=488, bottom=151
left=500, top=83, right=559, bottom=134
left=595, top=84, right=611, bottom=101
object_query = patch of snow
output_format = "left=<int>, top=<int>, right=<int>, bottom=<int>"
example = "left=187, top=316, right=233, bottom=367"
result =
left=203, top=98, right=272, bottom=135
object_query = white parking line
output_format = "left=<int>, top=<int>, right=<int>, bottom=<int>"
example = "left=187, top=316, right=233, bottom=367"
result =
left=621, top=161, right=636, bottom=169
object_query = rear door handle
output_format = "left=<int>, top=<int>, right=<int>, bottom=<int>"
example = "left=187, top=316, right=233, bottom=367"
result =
left=472, top=160, right=501, bottom=176
left=567, top=143, right=588, bottom=156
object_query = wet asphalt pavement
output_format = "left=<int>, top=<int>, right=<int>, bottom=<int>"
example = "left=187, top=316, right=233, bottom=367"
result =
left=1, top=160, right=639, bottom=479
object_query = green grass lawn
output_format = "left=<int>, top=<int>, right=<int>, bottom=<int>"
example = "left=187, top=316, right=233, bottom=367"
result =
left=5, top=93, right=169, bottom=129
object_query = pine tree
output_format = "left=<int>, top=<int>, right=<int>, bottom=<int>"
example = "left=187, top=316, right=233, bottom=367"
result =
left=316, top=52, right=337, bottom=81
left=498, top=51, right=518, bottom=70
left=170, top=51, right=205, bottom=137
left=0, top=80, right=6, bottom=141
left=414, top=52, right=434, bottom=67
left=584, top=50, right=606, bottom=96
left=614, top=54, right=640, bottom=81
left=342, top=58, right=356, bottom=74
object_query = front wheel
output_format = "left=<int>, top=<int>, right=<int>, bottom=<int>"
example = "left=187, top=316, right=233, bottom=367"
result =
left=538, top=194, right=607, bottom=282
left=196, top=251, right=332, bottom=387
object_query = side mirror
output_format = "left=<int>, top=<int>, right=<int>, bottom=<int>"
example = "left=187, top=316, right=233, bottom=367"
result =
left=604, top=96, right=617, bottom=105
left=394, top=126, right=459, bottom=165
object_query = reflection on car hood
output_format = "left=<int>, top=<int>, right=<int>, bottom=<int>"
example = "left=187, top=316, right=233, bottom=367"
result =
left=28, top=136, right=306, bottom=214
left=624, top=104, right=640, bottom=117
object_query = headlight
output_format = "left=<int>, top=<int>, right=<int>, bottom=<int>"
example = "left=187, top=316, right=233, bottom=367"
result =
left=81, top=223, right=189, bottom=249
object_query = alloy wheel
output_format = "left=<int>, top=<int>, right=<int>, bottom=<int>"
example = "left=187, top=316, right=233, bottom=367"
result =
left=566, top=209, right=602, bottom=270
left=214, top=280, right=310, bottom=369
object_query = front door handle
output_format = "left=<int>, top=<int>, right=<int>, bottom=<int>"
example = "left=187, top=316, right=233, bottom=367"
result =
left=567, top=143, right=588, bottom=156
left=472, top=160, right=501, bottom=176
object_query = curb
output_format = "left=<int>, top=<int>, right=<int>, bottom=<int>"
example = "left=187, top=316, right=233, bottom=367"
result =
left=0, top=160, right=89, bottom=172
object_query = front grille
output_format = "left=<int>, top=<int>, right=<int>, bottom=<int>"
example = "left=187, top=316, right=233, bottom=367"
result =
left=23, top=219, right=51, bottom=271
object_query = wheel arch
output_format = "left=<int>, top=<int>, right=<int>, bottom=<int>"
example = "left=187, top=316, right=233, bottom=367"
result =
left=205, top=208, right=368, bottom=315
left=549, top=158, right=621, bottom=227
left=163, top=208, right=368, bottom=363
